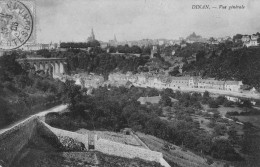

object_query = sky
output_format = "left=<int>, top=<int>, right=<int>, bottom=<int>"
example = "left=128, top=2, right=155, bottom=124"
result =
left=36, top=0, right=260, bottom=43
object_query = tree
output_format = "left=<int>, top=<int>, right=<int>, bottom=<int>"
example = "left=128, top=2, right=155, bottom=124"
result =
left=87, top=40, right=100, bottom=47
left=0, top=98, right=12, bottom=127
left=228, top=125, right=238, bottom=143
left=241, top=100, right=252, bottom=108
left=163, top=88, right=175, bottom=98
left=211, top=139, right=241, bottom=161
left=213, top=124, right=227, bottom=136
left=196, top=50, right=206, bottom=62
left=223, top=101, right=233, bottom=107
left=203, top=91, right=210, bottom=98
left=216, top=96, right=226, bottom=105
left=233, top=34, right=243, bottom=42
left=209, top=99, right=219, bottom=108
left=130, top=45, right=142, bottom=54
left=62, top=80, right=82, bottom=114
left=0, top=52, right=24, bottom=82
left=142, top=46, right=152, bottom=55
left=169, top=66, right=180, bottom=76
left=37, top=49, right=51, bottom=58
left=159, top=95, right=172, bottom=107
left=14, top=75, right=32, bottom=89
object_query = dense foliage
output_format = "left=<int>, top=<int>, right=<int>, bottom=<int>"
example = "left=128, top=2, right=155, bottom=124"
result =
left=0, top=52, right=65, bottom=127
left=60, top=40, right=101, bottom=48
left=64, top=52, right=150, bottom=77
left=59, top=84, right=242, bottom=161
left=182, top=47, right=260, bottom=90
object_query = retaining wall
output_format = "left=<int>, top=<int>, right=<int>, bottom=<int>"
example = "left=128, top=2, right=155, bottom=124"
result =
left=0, top=113, right=169, bottom=167
left=40, top=121, right=89, bottom=150
left=0, top=116, right=38, bottom=166
left=0, top=118, right=89, bottom=166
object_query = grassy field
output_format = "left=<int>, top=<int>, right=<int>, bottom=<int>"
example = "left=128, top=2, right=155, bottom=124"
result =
left=135, top=132, right=226, bottom=167
left=76, top=129, right=145, bottom=148
left=235, top=115, right=260, bottom=128
left=218, top=106, right=244, bottom=117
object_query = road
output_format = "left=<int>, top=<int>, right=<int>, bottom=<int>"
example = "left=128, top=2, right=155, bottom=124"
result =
left=132, top=83, right=260, bottom=100
left=0, top=104, right=68, bottom=135
left=180, top=87, right=260, bottom=100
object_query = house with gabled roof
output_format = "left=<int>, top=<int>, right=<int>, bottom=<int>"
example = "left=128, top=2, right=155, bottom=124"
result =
left=224, top=81, right=243, bottom=92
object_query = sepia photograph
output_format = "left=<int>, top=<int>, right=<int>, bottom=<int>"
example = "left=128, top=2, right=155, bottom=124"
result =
left=0, top=0, right=260, bottom=166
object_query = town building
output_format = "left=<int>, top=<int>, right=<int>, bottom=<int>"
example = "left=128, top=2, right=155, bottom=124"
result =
left=74, top=73, right=104, bottom=88
left=224, top=81, right=243, bottom=92
left=198, top=78, right=225, bottom=90
left=243, top=34, right=259, bottom=47
left=169, top=76, right=190, bottom=89
left=108, top=34, right=118, bottom=47
left=107, top=72, right=248, bottom=94
left=137, top=95, right=161, bottom=105
left=20, top=42, right=59, bottom=51
left=241, top=35, right=250, bottom=42
left=150, top=45, right=158, bottom=58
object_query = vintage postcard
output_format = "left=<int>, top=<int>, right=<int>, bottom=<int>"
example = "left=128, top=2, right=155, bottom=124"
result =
left=0, top=0, right=260, bottom=167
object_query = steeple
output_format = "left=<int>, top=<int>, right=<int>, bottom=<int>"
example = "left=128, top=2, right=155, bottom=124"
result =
left=87, top=28, right=96, bottom=42
left=114, top=34, right=117, bottom=42
left=91, top=28, right=95, bottom=41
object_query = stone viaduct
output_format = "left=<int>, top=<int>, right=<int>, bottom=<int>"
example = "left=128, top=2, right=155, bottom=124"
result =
left=16, top=58, right=67, bottom=77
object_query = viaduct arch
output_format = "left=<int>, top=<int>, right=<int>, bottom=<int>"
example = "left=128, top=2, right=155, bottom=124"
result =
left=16, top=58, right=67, bottom=77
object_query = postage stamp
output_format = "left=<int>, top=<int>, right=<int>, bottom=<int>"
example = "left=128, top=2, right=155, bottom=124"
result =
left=0, top=0, right=36, bottom=50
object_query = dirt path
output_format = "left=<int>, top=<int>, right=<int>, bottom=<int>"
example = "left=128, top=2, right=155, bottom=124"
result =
left=0, top=104, right=68, bottom=135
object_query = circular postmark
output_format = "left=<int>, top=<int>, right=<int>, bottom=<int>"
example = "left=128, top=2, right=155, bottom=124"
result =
left=0, top=0, right=33, bottom=50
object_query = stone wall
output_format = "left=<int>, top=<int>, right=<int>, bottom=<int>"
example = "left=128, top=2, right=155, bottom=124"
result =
left=40, top=121, right=89, bottom=150
left=0, top=116, right=38, bottom=166
left=0, top=117, right=89, bottom=166
left=0, top=113, right=168, bottom=166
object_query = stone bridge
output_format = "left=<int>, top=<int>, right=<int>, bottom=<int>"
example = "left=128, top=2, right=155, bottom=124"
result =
left=17, top=58, right=67, bottom=77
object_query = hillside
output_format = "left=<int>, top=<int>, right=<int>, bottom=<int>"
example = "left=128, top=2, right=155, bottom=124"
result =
left=136, top=132, right=215, bottom=167
left=0, top=52, right=64, bottom=128
left=7, top=118, right=163, bottom=167
left=182, top=47, right=260, bottom=90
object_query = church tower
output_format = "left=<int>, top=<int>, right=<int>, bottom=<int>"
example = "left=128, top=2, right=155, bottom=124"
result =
left=114, top=34, right=117, bottom=42
left=87, top=28, right=96, bottom=42
left=91, top=28, right=95, bottom=41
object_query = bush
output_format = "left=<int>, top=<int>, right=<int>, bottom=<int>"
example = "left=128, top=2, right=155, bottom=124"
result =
left=208, top=120, right=216, bottom=128
left=216, top=96, right=226, bottom=105
left=207, top=108, right=218, bottom=113
left=206, top=158, right=214, bottom=165
left=211, top=139, right=242, bottom=161
left=208, top=100, right=219, bottom=108
left=213, top=124, right=227, bottom=136
left=223, top=101, right=234, bottom=107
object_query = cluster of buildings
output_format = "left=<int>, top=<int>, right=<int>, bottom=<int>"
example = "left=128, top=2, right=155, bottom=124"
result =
left=241, top=34, right=259, bottom=47
left=20, top=42, right=60, bottom=51
left=108, top=72, right=245, bottom=93
left=73, top=73, right=105, bottom=88
left=58, top=73, right=105, bottom=89
left=207, top=36, right=233, bottom=45
left=57, top=71, right=258, bottom=99
left=106, top=36, right=194, bottom=48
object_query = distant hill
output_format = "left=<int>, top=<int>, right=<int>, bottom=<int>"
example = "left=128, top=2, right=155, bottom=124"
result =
left=182, top=47, right=260, bottom=90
